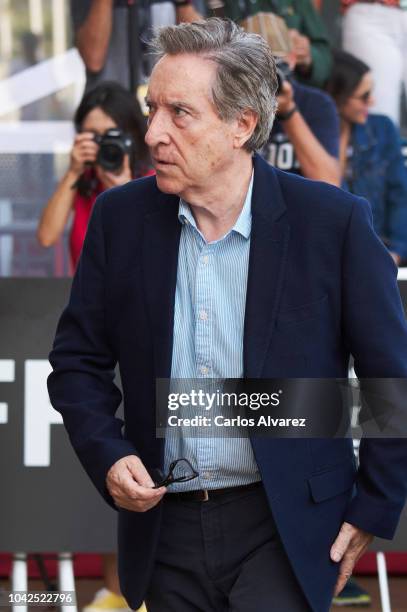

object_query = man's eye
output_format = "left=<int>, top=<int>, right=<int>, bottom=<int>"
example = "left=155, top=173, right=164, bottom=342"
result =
left=174, top=107, right=187, bottom=117
left=146, top=106, right=155, bottom=122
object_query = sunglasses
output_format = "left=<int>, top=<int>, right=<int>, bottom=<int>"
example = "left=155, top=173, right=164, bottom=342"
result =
left=350, top=90, right=372, bottom=103
left=153, top=458, right=199, bottom=489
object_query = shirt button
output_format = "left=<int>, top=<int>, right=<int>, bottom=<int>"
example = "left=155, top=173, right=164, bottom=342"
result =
left=202, top=255, right=209, bottom=264
left=199, top=310, right=208, bottom=320
left=200, top=365, right=209, bottom=375
left=202, top=471, right=212, bottom=480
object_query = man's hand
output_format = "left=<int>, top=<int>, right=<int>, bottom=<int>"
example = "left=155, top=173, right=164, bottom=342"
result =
left=106, top=455, right=166, bottom=512
left=330, top=522, right=374, bottom=596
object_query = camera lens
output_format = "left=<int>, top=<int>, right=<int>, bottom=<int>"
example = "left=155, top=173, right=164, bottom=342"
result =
left=95, top=129, right=133, bottom=171
left=98, top=142, right=124, bottom=171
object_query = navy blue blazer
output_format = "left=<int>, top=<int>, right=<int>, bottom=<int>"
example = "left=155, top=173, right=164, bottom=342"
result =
left=48, top=154, right=407, bottom=612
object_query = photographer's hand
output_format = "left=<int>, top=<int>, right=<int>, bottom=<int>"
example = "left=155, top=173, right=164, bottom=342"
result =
left=96, top=154, right=132, bottom=189
left=70, top=132, right=98, bottom=177
left=289, top=29, right=312, bottom=72
left=277, top=80, right=296, bottom=117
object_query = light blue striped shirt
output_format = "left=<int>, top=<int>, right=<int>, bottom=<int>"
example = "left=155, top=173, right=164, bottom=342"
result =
left=164, top=173, right=261, bottom=491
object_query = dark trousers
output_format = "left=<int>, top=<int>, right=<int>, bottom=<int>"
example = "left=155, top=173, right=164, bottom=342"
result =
left=145, top=484, right=312, bottom=611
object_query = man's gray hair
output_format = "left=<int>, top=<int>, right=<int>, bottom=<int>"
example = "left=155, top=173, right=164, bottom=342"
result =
left=149, top=18, right=278, bottom=151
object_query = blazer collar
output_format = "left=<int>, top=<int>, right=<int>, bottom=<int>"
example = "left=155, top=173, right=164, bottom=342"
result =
left=142, top=189, right=180, bottom=379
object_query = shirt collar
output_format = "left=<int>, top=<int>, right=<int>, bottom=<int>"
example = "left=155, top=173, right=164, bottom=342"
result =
left=178, top=171, right=253, bottom=240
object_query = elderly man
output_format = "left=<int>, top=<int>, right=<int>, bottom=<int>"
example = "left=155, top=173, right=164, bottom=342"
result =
left=48, top=18, right=407, bottom=612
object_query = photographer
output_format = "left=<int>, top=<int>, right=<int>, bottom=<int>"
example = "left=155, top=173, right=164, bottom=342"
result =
left=261, top=51, right=340, bottom=185
left=37, top=81, right=151, bottom=269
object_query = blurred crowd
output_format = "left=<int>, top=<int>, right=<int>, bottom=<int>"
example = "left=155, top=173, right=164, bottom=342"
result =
left=36, top=0, right=407, bottom=280
left=5, top=1, right=407, bottom=611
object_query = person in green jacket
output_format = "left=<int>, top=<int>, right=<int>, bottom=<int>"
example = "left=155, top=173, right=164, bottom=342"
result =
left=215, top=0, right=332, bottom=88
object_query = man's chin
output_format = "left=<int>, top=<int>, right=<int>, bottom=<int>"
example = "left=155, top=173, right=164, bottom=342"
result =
left=155, top=175, right=183, bottom=196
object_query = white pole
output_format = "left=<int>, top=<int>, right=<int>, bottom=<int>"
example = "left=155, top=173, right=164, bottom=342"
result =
left=0, top=0, right=13, bottom=66
left=29, top=0, right=44, bottom=35
left=58, top=553, right=78, bottom=612
left=52, top=0, right=67, bottom=57
left=377, top=552, right=392, bottom=612
left=0, top=198, right=13, bottom=276
left=11, top=553, right=28, bottom=612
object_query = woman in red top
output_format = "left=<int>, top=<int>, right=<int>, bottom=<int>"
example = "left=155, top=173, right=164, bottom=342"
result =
left=37, top=81, right=152, bottom=270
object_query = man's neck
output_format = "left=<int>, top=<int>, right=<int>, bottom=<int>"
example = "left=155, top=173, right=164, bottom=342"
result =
left=180, top=154, right=254, bottom=243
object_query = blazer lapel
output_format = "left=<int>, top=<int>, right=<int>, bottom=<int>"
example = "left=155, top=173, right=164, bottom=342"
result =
left=142, top=192, right=181, bottom=379
left=244, top=156, right=290, bottom=378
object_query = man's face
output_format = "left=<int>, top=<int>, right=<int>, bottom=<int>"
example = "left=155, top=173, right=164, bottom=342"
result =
left=145, top=53, right=241, bottom=199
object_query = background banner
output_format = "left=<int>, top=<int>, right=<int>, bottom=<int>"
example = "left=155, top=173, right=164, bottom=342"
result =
left=0, top=278, right=406, bottom=552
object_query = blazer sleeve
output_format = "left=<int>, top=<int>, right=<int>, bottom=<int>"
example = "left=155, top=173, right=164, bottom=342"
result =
left=341, top=196, right=407, bottom=538
left=48, top=193, right=139, bottom=510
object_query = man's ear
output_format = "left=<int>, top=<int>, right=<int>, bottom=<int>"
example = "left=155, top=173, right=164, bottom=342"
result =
left=233, top=109, right=258, bottom=149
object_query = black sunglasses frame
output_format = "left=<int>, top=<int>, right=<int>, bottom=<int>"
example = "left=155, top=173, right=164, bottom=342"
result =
left=351, top=90, right=372, bottom=103
left=153, top=458, right=199, bottom=489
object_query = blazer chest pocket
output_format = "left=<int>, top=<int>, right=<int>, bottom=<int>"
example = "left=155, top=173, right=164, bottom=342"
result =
left=276, top=294, right=328, bottom=330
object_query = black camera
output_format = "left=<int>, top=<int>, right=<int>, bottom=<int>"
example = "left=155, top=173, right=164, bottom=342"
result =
left=275, top=59, right=292, bottom=95
left=94, top=129, right=133, bottom=171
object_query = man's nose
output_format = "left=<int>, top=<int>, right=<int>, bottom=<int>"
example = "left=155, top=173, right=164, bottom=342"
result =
left=145, top=111, right=171, bottom=148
